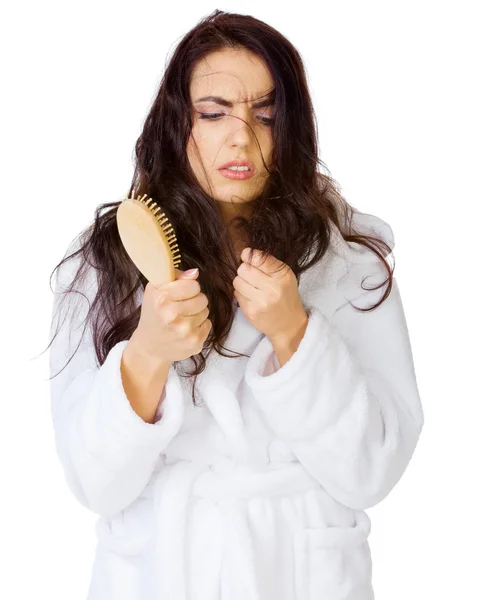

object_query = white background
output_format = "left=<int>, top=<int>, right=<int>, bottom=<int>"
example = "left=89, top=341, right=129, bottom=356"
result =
left=1, top=1, right=492, bottom=598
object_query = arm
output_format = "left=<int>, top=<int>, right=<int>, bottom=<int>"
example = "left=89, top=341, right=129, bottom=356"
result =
left=49, top=242, right=185, bottom=517
left=268, top=313, right=309, bottom=368
left=244, top=270, right=424, bottom=511
left=121, top=339, right=172, bottom=424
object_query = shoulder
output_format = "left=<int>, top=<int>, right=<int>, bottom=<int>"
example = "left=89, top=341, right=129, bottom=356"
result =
left=333, top=208, right=395, bottom=264
left=300, top=209, right=395, bottom=314
left=333, top=209, right=395, bottom=310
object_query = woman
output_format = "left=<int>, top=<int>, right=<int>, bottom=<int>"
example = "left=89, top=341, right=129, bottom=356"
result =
left=48, top=9, right=424, bottom=600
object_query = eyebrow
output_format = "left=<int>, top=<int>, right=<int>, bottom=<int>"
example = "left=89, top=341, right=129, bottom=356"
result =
left=193, top=95, right=275, bottom=109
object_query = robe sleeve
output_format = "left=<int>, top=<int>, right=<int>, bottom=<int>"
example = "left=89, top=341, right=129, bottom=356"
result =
left=49, top=239, right=185, bottom=517
left=244, top=232, right=424, bottom=511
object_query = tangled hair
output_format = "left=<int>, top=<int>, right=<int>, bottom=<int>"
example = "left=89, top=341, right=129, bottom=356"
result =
left=46, top=9, right=394, bottom=406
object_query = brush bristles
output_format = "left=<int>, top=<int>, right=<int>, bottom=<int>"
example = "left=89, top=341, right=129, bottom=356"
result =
left=126, top=188, right=182, bottom=268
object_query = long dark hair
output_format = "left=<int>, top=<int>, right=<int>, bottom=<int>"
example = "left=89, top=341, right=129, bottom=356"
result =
left=47, top=9, right=394, bottom=406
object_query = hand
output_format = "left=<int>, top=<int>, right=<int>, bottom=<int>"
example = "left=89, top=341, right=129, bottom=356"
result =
left=131, top=268, right=212, bottom=364
left=233, top=248, right=309, bottom=345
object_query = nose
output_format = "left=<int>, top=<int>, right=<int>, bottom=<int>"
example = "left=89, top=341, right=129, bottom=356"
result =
left=227, top=113, right=255, bottom=149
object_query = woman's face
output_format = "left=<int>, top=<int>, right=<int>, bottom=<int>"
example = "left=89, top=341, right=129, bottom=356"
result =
left=186, top=48, right=275, bottom=218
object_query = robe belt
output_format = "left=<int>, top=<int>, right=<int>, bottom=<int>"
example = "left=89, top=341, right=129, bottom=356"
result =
left=154, top=459, right=322, bottom=600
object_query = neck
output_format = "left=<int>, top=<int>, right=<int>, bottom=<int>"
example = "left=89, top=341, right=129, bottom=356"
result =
left=216, top=199, right=253, bottom=226
left=216, top=202, right=251, bottom=263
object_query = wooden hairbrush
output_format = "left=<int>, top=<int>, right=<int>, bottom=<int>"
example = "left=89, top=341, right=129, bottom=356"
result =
left=116, top=189, right=182, bottom=286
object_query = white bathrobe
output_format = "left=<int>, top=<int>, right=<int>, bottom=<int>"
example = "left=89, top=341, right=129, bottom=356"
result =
left=49, top=210, right=424, bottom=600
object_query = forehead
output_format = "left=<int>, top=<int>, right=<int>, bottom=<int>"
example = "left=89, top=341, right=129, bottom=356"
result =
left=190, top=49, right=274, bottom=104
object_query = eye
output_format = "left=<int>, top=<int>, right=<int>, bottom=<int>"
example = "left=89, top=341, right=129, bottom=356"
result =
left=198, top=113, right=224, bottom=120
left=198, top=113, right=274, bottom=126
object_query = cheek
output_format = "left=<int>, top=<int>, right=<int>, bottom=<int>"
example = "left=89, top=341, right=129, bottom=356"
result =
left=186, top=132, right=204, bottom=166
left=185, top=132, right=218, bottom=183
left=259, top=140, right=274, bottom=171
left=188, top=125, right=214, bottom=154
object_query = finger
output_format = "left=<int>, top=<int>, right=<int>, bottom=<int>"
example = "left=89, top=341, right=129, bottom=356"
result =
left=156, top=278, right=201, bottom=303
left=174, top=294, right=209, bottom=317
left=233, top=289, right=250, bottom=306
left=233, top=275, right=262, bottom=303
left=237, top=262, right=270, bottom=290
left=244, top=250, right=280, bottom=275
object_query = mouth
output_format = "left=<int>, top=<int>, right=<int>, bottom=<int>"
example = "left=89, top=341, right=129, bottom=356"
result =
left=218, top=159, right=256, bottom=180
left=219, top=168, right=255, bottom=180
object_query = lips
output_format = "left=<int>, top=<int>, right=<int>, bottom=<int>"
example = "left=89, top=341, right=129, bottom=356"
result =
left=218, top=158, right=256, bottom=172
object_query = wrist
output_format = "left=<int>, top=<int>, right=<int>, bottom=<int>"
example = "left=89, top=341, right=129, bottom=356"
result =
left=125, top=333, right=173, bottom=375
left=269, top=311, right=309, bottom=350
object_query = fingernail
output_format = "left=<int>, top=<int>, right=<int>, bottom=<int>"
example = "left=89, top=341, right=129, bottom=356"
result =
left=184, top=268, right=199, bottom=276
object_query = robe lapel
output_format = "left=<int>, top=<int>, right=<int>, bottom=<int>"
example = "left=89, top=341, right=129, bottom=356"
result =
left=194, top=306, right=265, bottom=464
